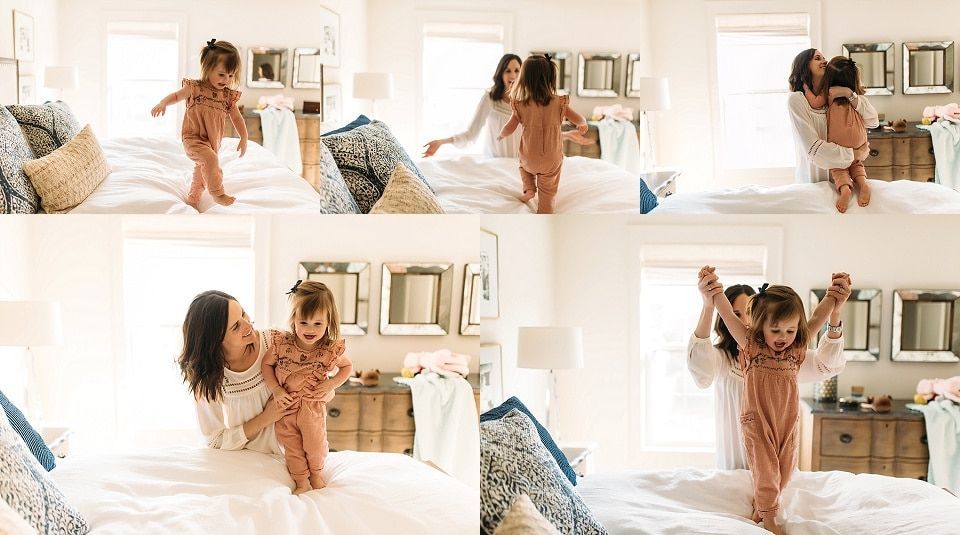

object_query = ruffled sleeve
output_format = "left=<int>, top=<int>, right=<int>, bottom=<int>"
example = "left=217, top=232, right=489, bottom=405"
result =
left=226, top=88, right=241, bottom=110
left=559, top=94, right=570, bottom=120
left=182, top=78, right=199, bottom=106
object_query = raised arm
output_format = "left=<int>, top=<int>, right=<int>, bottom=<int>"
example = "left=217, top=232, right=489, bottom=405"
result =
left=150, top=85, right=191, bottom=117
left=705, top=266, right=749, bottom=348
left=807, top=272, right=852, bottom=337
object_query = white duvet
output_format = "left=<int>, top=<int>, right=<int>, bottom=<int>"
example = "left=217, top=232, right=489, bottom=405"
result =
left=52, top=447, right=478, bottom=534
left=578, top=468, right=960, bottom=534
left=655, top=179, right=960, bottom=214
left=418, top=155, right=643, bottom=214
left=71, top=137, right=327, bottom=214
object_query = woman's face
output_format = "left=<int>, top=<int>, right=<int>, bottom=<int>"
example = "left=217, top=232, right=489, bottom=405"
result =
left=808, top=50, right=827, bottom=79
left=294, top=311, right=329, bottom=348
left=763, top=314, right=800, bottom=353
left=221, top=299, right=255, bottom=352
left=502, top=59, right=521, bottom=91
left=732, top=293, right=751, bottom=327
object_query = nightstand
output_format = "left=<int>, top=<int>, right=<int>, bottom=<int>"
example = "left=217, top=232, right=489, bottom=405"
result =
left=641, top=169, right=681, bottom=198
left=40, top=427, right=72, bottom=459
left=560, top=441, right=598, bottom=477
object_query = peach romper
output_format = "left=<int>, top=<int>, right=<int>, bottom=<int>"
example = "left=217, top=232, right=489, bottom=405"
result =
left=738, top=338, right=804, bottom=521
left=511, top=94, right=571, bottom=214
left=826, top=95, right=868, bottom=190
left=266, top=329, right=348, bottom=488
left=180, top=78, right=240, bottom=203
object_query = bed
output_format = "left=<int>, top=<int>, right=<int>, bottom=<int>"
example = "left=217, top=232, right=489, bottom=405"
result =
left=50, top=447, right=478, bottom=534
left=578, top=467, right=960, bottom=534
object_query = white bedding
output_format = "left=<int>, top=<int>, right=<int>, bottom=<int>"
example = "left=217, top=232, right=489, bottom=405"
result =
left=52, top=447, right=478, bottom=534
left=654, top=179, right=960, bottom=214
left=418, top=155, right=643, bottom=213
left=71, top=137, right=327, bottom=214
left=579, top=468, right=960, bottom=534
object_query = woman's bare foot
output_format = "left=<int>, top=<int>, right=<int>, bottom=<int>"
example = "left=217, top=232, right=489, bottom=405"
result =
left=855, top=177, right=871, bottom=207
left=762, top=516, right=783, bottom=535
left=292, top=484, right=312, bottom=495
left=309, top=473, right=326, bottom=489
left=836, top=185, right=852, bottom=213
left=519, top=189, right=536, bottom=202
left=213, top=193, right=236, bottom=206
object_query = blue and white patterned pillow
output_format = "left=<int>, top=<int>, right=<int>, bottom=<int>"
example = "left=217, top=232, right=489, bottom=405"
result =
left=321, top=120, right=435, bottom=213
left=6, top=101, right=83, bottom=158
left=639, top=178, right=659, bottom=214
left=313, top=141, right=360, bottom=214
left=0, top=105, right=40, bottom=214
left=0, top=390, right=55, bottom=471
left=480, top=409, right=607, bottom=535
left=0, top=406, right=88, bottom=534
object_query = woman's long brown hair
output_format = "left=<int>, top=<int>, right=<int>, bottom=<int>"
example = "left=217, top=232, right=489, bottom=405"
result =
left=179, top=290, right=235, bottom=402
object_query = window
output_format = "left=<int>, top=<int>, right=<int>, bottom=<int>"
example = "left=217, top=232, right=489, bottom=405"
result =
left=106, top=21, right=181, bottom=138
left=420, top=22, right=505, bottom=154
left=714, top=13, right=811, bottom=172
left=120, top=222, right=254, bottom=448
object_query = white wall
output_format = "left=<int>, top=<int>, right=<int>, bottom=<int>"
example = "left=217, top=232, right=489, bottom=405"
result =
left=57, top=0, right=367, bottom=134
left=366, top=0, right=655, bottom=152
left=478, top=216, right=556, bottom=422
left=0, top=0, right=61, bottom=102
left=0, top=217, right=32, bottom=408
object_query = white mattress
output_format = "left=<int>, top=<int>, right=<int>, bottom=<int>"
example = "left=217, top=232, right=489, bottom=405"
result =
left=71, top=137, right=327, bottom=214
left=418, top=155, right=643, bottom=214
left=52, top=447, right=478, bottom=534
left=578, top=468, right=960, bottom=534
left=654, top=179, right=960, bottom=214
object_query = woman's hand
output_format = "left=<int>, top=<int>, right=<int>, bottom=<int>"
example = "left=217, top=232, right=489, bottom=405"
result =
left=271, top=387, right=295, bottom=409
left=825, top=272, right=852, bottom=307
left=262, top=395, right=297, bottom=423
left=150, top=102, right=167, bottom=117
left=698, top=265, right=722, bottom=308
left=421, top=139, right=447, bottom=157
left=562, top=130, right=595, bottom=146
left=853, top=143, right=870, bottom=162
left=576, top=122, right=589, bottom=135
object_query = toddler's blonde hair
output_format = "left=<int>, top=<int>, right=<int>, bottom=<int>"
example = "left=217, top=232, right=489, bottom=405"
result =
left=200, top=39, right=241, bottom=90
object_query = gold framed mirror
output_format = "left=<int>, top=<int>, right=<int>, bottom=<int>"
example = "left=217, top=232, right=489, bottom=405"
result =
left=247, top=47, right=287, bottom=89
left=892, top=289, right=960, bottom=362
left=810, top=288, right=881, bottom=361
left=460, top=264, right=480, bottom=335
left=902, top=41, right=954, bottom=94
left=292, top=48, right=324, bottom=89
left=380, top=263, right=453, bottom=335
left=578, top=52, right=621, bottom=97
left=842, top=43, right=894, bottom=96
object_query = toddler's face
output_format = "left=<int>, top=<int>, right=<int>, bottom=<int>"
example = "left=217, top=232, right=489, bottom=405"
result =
left=295, top=311, right=329, bottom=347
left=208, top=60, right=236, bottom=90
left=762, top=314, right=799, bottom=353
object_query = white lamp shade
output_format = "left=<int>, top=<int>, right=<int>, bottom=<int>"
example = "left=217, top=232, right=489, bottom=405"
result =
left=517, top=327, right=584, bottom=370
left=0, top=301, right=63, bottom=347
left=353, top=72, right=394, bottom=100
left=634, top=77, right=670, bottom=111
left=44, top=66, right=79, bottom=90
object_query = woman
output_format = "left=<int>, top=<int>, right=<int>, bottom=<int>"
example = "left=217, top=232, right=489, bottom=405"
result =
left=787, top=48, right=879, bottom=183
left=687, top=271, right=851, bottom=470
left=422, top=53, right=592, bottom=158
left=179, top=290, right=294, bottom=454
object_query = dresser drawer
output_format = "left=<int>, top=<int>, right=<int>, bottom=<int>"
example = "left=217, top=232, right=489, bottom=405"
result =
left=910, top=137, right=935, bottom=166
left=326, top=392, right=360, bottom=431
left=300, top=141, right=322, bottom=165
left=896, top=420, right=929, bottom=459
left=892, top=138, right=912, bottom=165
left=895, top=460, right=929, bottom=480
left=820, top=419, right=872, bottom=457
left=820, top=456, right=870, bottom=474
left=871, top=419, right=896, bottom=458
left=911, top=165, right=935, bottom=182
left=383, top=392, right=415, bottom=432
left=302, top=164, right=322, bottom=186
left=382, top=431, right=415, bottom=455
left=296, top=117, right=322, bottom=139
left=892, top=166, right=913, bottom=181
left=328, top=430, right=358, bottom=452
left=869, top=458, right=896, bottom=476
left=358, top=431, right=383, bottom=452
left=864, top=165, right=893, bottom=181
left=866, top=137, right=893, bottom=167
left=244, top=116, right=263, bottom=138
left=359, top=391, right=385, bottom=432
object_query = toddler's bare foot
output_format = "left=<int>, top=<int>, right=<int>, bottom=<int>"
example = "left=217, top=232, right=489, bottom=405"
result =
left=856, top=181, right=871, bottom=207
left=519, top=189, right=536, bottom=202
left=762, top=516, right=782, bottom=535
left=186, top=198, right=200, bottom=212
left=213, top=193, right=236, bottom=206
left=293, top=484, right=312, bottom=495
left=309, top=473, right=327, bottom=489
left=751, top=505, right=762, bottom=524
left=836, top=185, right=852, bottom=213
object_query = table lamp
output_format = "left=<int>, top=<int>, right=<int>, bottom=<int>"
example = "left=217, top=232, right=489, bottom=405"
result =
left=0, top=301, right=63, bottom=418
left=44, top=66, right=79, bottom=101
left=633, top=77, right=671, bottom=168
left=517, top=326, right=584, bottom=439
left=353, top=72, right=394, bottom=119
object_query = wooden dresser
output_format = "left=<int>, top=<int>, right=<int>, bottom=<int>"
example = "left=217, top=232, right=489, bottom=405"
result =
left=224, top=110, right=326, bottom=187
left=326, top=373, right=481, bottom=455
left=800, top=398, right=929, bottom=480
left=864, top=122, right=935, bottom=182
left=562, top=121, right=642, bottom=159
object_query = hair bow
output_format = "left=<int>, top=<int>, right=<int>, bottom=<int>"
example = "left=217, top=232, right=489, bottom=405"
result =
left=757, top=283, right=769, bottom=295
left=206, top=38, right=217, bottom=49
left=286, top=279, right=302, bottom=295
left=543, top=53, right=552, bottom=62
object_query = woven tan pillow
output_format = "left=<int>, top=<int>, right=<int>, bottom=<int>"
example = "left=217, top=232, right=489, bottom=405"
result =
left=369, top=162, right=444, bottom=214
left=493, top=494, right=561, bottom=535
left=22, top=124, right=110, bottom=213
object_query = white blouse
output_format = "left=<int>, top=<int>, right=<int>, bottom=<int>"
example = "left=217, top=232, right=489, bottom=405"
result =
left=451, top=92, right=521, bottom=158
left=194, top=330, right=280, bottom=454
left=687, top=333, right=846, bottom=470
left=788, top=91, right=880, bottom=184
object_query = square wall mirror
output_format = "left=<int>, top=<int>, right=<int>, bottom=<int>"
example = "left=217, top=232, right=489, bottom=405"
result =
left=578, top=52, right=621, bottom=97
left=892, top=289, right=960, bottom=362
left=380, top=263, right=453, bottom=335
left=460, top=264, right=480, bottom=335
left=842, top=43, right=894, bottom=96
left=903, top=41, right=954, bottom=94
left=810, top=289, right=881, bottom=361
left=293, top=48, right=324, bottom=89
left=530, top=50, right=572, bottom=94
left=247, top=47, right=287, bottom=89
left=624, top=53, right=644, bottom=97
left=299, top=262, right=369, bottom=335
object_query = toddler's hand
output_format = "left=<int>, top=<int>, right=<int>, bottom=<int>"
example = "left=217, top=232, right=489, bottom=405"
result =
left=150, top=103, right=167, bottom=117
left=273, top=388, right=294, bottom=408
left=576, top=123, right=589, bottom=135
left=238, top=138, right=247, bottom=157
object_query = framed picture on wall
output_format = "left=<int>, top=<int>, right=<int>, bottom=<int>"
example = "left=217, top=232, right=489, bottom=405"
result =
left=480, top=344, right=503, bottom=412
left=479, top=228, right=499, bottom=319
left=13, top=11, right=35, bottom=62
left=317, top=7, right=340, bottom=67
left=18, top=75, right=35, bottom=105
left=323, top=83, right=342, bottom=126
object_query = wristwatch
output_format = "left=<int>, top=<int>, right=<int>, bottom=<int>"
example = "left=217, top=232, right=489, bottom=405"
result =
left=827, top=321, right=843, bottom=334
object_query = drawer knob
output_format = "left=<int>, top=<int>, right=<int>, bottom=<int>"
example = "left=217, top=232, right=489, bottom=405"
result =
left=403, top=448, right=413, bottom=456
left=929, top=147, right=935, bottom=154
left=870, top=149, right=879, bottom=157
left=329, top=408, right=341, bottom=418
left=921, top=435, right=928, bottom=445
left=839, top=433, right=853, bottom=444
left=920, top=476, right=928, bottom=482
left=407, top=408, right=415, bottom=418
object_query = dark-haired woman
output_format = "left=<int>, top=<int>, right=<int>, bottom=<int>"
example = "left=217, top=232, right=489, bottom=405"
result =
left=178, top=290, right=295, bottom=454
left=787, top=48, right=879, bottom=183
left=422, top=53, right=591, bottom=158
left=687, top=271, right=851, bottom=469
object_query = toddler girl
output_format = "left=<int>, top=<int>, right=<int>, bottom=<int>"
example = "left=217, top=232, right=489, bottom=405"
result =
left=151, top=39, right=248, bottom=209
left=262, top=280, right=353, bottom=494
left=823, top=56, right=871, bottom=212
left=705, top=268, right=846, bottom=535
left=497, top=54, right=588, bottom=214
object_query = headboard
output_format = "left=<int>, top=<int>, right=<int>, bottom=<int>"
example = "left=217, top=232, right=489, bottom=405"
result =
left=0, top=58, right=18, bottom=105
